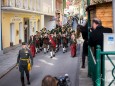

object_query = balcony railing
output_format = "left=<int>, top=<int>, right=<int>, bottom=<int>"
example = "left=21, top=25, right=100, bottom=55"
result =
left=2, top=0, right=55, bottom=15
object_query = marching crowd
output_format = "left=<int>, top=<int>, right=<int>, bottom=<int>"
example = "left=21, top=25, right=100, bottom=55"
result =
left=28, top=25, right=81, bottom=58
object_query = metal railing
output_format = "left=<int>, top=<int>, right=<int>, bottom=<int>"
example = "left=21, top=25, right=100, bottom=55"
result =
left=88, top=45, right=115, bottom=86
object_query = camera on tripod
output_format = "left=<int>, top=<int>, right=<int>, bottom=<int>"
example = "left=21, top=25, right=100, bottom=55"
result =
left=55, top=74, right=71, bottom=86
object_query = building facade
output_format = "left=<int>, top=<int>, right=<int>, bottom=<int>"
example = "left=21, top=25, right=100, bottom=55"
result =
left=1, top=0, right=55, bottom=51
left=55, top=0, right=63, bottom=26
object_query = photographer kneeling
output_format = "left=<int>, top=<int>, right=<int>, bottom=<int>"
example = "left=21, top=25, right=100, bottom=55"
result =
left=42, top=75, right=58, bottom=86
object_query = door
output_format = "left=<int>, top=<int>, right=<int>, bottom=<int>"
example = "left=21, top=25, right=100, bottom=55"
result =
left=38, top=20, right=40, bottom=31
left=19, top=22, right=23, bottom=43
left=34, top=22, right=36, bottom=33
left=10, top=23, right=15, bottom=46
left=24, top=18, right=29, bottom=43
left=30, top=22, right=33, bottom=36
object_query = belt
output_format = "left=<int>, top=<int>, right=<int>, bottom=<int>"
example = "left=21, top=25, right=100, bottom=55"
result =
left=20, top=58, right=29, bottom=61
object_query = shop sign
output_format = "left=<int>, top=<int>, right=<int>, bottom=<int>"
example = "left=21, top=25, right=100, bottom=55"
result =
left=30, top=16, right=36, bottom=22
left=11, top=16, right=22, bottom=22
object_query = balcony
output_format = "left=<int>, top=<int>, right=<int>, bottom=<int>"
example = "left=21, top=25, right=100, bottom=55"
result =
left=2, top=0, right=55, bottom=16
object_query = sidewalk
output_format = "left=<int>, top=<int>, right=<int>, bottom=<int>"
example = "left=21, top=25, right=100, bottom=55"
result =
left=0, top=47, right=21, bottom=78
left=79, top=57, right=93, bottom=86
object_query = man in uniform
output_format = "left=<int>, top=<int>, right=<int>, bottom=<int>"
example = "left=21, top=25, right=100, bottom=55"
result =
left=67, top=28, right=71, bottom=46
left=17, top=42, right=33, bottom=86
left=39, top=32, right=43, bottom=51
left=53, top=32, right=58, bottom=53
left=43, top=33, right=49, bottom=54
left=34, top=31, right=40, bottom=54
left=62, top=33, right=67, bottom=53
left=49, top=33, right=56, bottom=58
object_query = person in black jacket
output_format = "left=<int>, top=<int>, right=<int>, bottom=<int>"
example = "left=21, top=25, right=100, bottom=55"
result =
left=78, top=21, right=88, bottom=68
left=89, top=18, right=112, bottom=56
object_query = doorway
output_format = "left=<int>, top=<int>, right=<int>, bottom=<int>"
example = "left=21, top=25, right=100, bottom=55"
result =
left=34, top=22, right=36, bottom=33
left=38, top=19, right=40, bottom=31
left=24, top=18, right=29, bottom=43
left=19, top=22, right=23, bottom=43
left=10, top=23, right=15, bottom=46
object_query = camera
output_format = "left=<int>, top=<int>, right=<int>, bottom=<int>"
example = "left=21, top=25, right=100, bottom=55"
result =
left=55, top=74, right=71, bottom=86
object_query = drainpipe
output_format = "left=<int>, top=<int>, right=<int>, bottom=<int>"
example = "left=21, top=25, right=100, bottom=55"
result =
left=112, top=0, right=115, bottom=32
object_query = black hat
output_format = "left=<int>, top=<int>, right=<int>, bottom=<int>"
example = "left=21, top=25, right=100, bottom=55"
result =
left=22, top=42, right=26, bottom=45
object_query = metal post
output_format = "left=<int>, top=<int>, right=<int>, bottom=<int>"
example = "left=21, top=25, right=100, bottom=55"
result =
left=88, top=46, right=92, bottom=77
left=102, top=55, right=105, bottom=86
left=63, top=0, right=66, bottom=10
left=96, top=45, right=101, bottom=86
left=0, top=0, right=2, bottom=51
left=87, top=0, right=91, bottom=77
left=79, top=4, right=80, bottom=24
left=112, top=0, right=115, bottom=32
left=82, top=0, right=85, bottom=17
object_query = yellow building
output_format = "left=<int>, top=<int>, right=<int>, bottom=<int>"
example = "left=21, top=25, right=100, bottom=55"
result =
left=2, top=11, right=40, bottom=48
left=2, top=0, right=55, bottom=52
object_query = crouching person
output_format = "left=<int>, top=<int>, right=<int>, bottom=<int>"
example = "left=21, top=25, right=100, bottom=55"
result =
left=17, top=42, right=33, bottom=86
left=42, top=75, right=57, bottom=86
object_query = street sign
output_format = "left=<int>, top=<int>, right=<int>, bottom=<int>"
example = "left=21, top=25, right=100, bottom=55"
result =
left=103, top=33, right=115, bottom=86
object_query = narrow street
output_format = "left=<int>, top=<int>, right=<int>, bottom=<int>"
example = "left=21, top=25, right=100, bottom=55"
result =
left=0, top=47, right=81, bottom=86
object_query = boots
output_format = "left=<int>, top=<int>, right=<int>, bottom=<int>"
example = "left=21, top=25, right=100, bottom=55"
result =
left=81, top=55, right=86, bottom=68
left=47, top=45, right=50, bottom=51
left=21, top=77, right=25, bottom=86
left=27, top=74, right=31, bottom=85
left=44, top=48, right=47, bottom=54
left=50, top=51, right=53, bottom=58
left=63, top=48, right=65, bottom=53
left=53, top=51, right=55, bottom=57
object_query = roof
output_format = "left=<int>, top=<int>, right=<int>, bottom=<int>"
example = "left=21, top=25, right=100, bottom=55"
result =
left=86, top=1, right=112, bottom=11
left=90, top=0, right=112, bottom=5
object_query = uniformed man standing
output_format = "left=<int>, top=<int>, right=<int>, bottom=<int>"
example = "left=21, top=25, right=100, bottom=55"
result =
left=62, top=33, right=67, bottom=53
left=49, top=33, right=56, bottom=58
left=34, top=31, right=40, bottom=53
left=17, top=42, right=33, bottom=86
left=43, top=33, right=49, bottom=54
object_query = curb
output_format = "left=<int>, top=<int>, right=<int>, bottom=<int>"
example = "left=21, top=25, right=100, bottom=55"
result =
left=0, top=63, right=16, bottom=79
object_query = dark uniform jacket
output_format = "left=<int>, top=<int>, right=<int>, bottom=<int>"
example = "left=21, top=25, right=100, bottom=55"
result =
left=89, top=26, right=112, bottom=55
left=17, top=48, right=33, bottom=66
left=43, top=37, right=49, bottom=45
left=62, top=37, right=67, bottom=44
